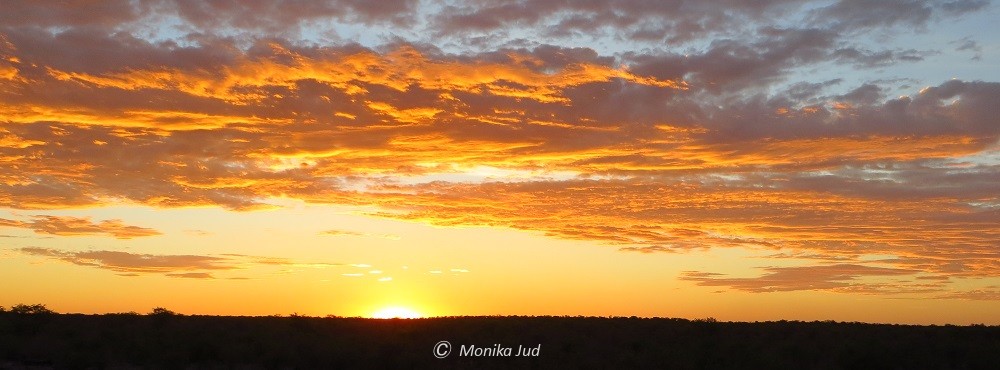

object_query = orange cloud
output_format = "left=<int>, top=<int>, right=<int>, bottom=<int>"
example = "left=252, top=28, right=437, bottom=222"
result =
left=936, top=288, right=1000, bottom=301
left=20, top=247, right=235, bottom=273
left=20, top=248, right=343, bottom=277
left=0, top=21, right=997, bottom=302
left=0, top=215, right=160, bottom=239
left=166, top=272, right=215, bottom=279
left=679, top=264, right=920, bottom=293
left=28, top=43, right=683, bottom=117
left=294, top=177, right=999, bottom=283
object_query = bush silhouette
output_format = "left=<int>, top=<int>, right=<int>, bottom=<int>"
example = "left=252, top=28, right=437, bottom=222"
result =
left=9, top=303, right=54, bottom=315
left=149, top=307, right=177, bottom=316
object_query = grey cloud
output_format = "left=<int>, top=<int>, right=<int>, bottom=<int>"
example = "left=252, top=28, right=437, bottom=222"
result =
left=3, top=0, right=989, bottom=54
left=810, top=0, right=987, bottom=31
left=699, top=80, right=1000, bottom=142
left=777, top=163, right=1000, bottom=202
left=952, top=37, right=983, bottom=61
left=833, top=48, right=936, bottom=68
left=784, top=79, right=844, bottom=101
left=167, top=0, right=421, bottom=32
left=1, top=0, right=419, bottom=35
left=1, top=27, right=240, bottom=78
left=838, top=84, right=884, bottom=104
left=430, top=0, right=988, bottom=52
left=433, top=0, right=806, bottom=44
left=0, top=0, right=145, bottom=28
left=625, top=33, right=938, bottom=95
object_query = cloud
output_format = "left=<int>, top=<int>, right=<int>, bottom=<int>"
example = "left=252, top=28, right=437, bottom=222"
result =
left=5, top=0, right=985, bottom=46
left=0, top=38, right=689, bottom=210
left=0, top=27, right=996, bottom=287
left=0, top=215, right=161, bottom=239
left=20, top=247, right=235, bottom=273
left=936, top=288, right=1000, bottom=301
left=0, top=0, right=996, bottom=301
left=163, top=0, right=421, bottom=31
left=166, top=272, right=215, bottom=279
left=0, top=0, right=144, bottom=29
left=19, top=248, right=342, bottom=277
left=679, top=264, right=919, bottom=292
left=320, top=229, right=365, bottom=237
left=809, top=0, right=988, bottom=31
left=0, top=0, right=418, bottom=34
left=952, top=36, right=983, bottom=61
left=310, top=173, right=999, bottom=282
left=430, top=0, right=983, bottom=45
left=619, top=246, right=677, bottom=254
left=623, top=27, right=841, bottom=93
left=320, top=229, right=400, bottom=240
left=832, top=48, right=936, bottom=68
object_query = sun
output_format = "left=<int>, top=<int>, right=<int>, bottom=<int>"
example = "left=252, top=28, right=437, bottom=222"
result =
left=370, top=306, right=423, bottom=319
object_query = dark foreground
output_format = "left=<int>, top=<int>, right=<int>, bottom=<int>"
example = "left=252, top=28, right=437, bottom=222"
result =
left=1, top=312, right=999, bottom=369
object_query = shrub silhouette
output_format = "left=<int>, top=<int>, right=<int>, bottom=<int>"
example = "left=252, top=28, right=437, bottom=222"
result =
left=9, top=304, right=54, bottom=315
left=149, top=307, right=177, bottom=316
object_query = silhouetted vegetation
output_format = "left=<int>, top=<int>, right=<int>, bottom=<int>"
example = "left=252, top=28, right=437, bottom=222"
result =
left=149, top=307, right=178, bottom=316
left=0, top=307, right=998, bottom=369
left=8, top=304, right=54, bottom=315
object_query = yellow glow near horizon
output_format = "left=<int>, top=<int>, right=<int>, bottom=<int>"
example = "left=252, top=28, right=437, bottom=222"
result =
left=370, top=306, right=424, bottom=319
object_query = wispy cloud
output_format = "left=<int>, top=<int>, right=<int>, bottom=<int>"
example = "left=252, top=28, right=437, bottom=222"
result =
left=680, top=264, right=920, bottom=293
left=320, top=229, right=400, bottom=240
left=19, top=248, right=341, bottom=277
left=166, top=272, right=215, bottom=279
left=936, top=288, right=1000, bottom=301
left=21, top=247, right=235, bottom=273
left=0, top=215, right=160, bottom=239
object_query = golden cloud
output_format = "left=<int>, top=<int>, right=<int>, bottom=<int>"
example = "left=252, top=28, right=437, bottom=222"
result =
left=0, top=215, right=160, bottom=239
left=20, top=248, right=342, bottom=276
left=0, top=28, right=997, bottom=300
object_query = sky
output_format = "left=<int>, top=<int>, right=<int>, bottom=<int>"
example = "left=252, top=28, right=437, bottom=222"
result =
left=0, top=0, right=998, bottom=324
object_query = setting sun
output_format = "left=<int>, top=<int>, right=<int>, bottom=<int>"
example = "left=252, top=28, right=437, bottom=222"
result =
left=371, top=307, right=423, bottom=319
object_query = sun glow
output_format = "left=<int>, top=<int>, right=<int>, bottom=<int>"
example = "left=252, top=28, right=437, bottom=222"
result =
left=370, top=306, right=423, bottom=319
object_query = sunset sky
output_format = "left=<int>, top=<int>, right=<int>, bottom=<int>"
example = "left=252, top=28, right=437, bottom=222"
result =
left=1, top=0, right=998, bottom=324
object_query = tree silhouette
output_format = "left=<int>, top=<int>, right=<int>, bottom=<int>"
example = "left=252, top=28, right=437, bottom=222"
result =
left=149, top=307, right=177, bottom=316
left=9, top=303, right=54, bottom=315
